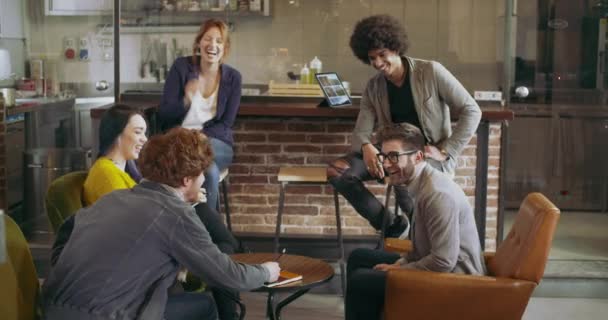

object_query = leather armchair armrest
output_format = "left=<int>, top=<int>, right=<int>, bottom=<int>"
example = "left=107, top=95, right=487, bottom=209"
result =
left=384, top=269, right=536, bottom=320
left=384, top=238, right=412, bottom=254
left=484, top=251, right=495, bottom=268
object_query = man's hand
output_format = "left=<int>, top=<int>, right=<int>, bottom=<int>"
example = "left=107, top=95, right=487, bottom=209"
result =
left=362, top=143, right=384, bottom=179
left=184, top=78, right=199, bottom=107
left=373, top=262, right=401, bottom=272
left=261, top=261, right=281, bottom=283
left=424, top=145, right=449, bottom=162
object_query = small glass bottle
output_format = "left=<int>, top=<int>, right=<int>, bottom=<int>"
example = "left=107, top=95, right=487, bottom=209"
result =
left=300, top=64, right=310, bottom=85
left=310, top=56, right=322, bottom=76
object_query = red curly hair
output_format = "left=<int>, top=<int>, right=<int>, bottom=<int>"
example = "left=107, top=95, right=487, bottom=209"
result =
left=138, top=128, right=213, bottom=188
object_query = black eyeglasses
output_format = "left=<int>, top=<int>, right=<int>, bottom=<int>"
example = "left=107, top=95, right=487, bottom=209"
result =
left=376, top=150, right=418, bottom=164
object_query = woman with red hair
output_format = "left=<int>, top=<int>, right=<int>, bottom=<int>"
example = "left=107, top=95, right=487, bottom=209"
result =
left=160, top=18, right=240, bottom=216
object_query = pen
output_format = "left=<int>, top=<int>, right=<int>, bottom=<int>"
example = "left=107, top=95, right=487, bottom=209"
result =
left=275, top=248, right=286, bottom=262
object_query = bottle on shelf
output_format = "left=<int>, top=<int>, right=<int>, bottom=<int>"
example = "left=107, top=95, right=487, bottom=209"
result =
left=309, top=56, right=322, bottom=76
left=300, top=63, right=310, bottom=85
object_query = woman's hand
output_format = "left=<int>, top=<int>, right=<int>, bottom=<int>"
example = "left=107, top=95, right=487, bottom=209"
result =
left=362, top=143, right=384, bottom=179
left=424, top=145, right=449, bottom=162
left=183, top=78, right=199, bottom=107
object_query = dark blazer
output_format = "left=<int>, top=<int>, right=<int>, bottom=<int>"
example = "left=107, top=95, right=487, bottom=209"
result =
left=44, top=180, right=268, bottom=320
left=159, top=56, right=242, bottom=146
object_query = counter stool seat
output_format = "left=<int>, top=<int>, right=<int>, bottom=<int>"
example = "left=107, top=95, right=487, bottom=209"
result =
left=275, top=166, right=345, bottom=295
left=219, top=168, right=232, bottom=231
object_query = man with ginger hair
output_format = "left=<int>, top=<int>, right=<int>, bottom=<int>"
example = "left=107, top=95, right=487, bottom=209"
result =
left=43, top=128, right=280, bottom=320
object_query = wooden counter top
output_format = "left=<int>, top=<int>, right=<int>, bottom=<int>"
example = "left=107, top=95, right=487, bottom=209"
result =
left=92, top=95, right=514, bottom=121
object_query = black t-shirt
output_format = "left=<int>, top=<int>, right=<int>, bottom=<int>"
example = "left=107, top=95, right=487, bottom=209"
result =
left=387, top=72, right=422, bottom=131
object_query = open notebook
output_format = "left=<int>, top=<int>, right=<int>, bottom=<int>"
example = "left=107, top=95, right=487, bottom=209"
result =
left=264, top=270, right=303, bottom=288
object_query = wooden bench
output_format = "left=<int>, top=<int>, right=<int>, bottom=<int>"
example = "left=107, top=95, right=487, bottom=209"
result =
left=275, top=166, right=345, bottom=294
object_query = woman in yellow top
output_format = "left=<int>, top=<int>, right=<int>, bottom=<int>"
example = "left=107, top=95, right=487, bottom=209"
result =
left=83, top=104, right=146, bottom=206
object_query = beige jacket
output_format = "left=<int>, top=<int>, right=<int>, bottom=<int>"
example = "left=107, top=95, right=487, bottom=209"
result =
left=352, top=57, right=482, bottom=174
left=400, top=164, right=486, bottom=275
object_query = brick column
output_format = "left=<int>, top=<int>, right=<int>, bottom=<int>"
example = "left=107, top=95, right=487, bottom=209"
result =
left=227, top=117, right=501, bottom=251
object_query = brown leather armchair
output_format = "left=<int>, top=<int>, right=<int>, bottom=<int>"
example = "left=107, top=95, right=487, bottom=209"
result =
left=383, top=192, right=560, bottom=320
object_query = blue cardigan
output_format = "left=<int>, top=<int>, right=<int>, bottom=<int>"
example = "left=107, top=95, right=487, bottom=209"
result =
left=159, top=56, right=242, bottom=146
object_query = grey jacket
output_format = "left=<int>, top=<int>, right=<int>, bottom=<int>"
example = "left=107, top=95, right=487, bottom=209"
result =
left=352, top=57, right=482, bottom=174
left=400, top=164, right=485, bottom=275
left=43, top=180, right=269, bottom=320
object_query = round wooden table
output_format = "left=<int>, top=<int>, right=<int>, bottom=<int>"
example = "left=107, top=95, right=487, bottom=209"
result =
left=232, top=253, right=334, bottom=320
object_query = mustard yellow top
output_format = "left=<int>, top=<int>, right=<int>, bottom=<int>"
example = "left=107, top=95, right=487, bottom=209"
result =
left=83, top=157, right=137, bottom=206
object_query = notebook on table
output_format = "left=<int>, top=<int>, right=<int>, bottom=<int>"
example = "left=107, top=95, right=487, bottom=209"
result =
left=264, top=270, right=303, bottom=288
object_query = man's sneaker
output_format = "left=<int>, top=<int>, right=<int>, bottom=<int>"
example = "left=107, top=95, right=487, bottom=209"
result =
left=385, top=215, right=410, bottom=239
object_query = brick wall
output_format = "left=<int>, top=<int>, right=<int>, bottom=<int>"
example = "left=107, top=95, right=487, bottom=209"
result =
left=226, top=116, right=501, bottom=251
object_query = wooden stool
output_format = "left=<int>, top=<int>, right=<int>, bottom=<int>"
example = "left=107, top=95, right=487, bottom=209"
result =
left=275, top=166, right=345, bottom=295
left=218, top=168, right=232, bottom=231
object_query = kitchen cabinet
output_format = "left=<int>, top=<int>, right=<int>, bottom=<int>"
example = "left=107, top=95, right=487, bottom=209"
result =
left=45, top=0, right=112, bottom=16
left=0, top=0, right=24, bottom=38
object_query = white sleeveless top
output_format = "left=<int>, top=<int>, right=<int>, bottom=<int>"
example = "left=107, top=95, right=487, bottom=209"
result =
left=182, top=89, right=218, bottom=130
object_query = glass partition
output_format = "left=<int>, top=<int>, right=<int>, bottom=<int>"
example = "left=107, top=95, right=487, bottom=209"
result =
left=118, top=0, right=505, bottom=96
left=508, top=0, right=608, bottom=104
left=502, top=0, right=608, bottom=262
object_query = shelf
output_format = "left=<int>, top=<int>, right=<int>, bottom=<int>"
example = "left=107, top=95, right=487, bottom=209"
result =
left=120, top=8, right=270, bottom=28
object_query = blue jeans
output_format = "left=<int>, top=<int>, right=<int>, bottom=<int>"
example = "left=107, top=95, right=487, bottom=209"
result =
left=204, top=138, right=234, bottom=210
left=165, top=292, right=217, bottom=320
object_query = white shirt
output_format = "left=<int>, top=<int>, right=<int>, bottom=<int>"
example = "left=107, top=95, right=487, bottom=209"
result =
left=182, top=89, right=218, bottom=130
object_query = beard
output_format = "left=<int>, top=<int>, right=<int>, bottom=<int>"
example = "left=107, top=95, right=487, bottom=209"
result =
left=389, top=165, right=415, bottom=186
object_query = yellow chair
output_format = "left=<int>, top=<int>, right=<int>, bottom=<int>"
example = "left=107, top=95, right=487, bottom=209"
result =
left=383, top=193, right=560, bottom=320
left=45, top=171, right=88, bottom=233
left=0, top=214, right=40, bottom=320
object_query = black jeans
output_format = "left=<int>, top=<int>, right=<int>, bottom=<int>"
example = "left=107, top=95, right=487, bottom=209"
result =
left=165, top=292, right=217, bottom=320
left=194, top=203, right=240, bottom=320
left=345, top=248, right=401, bottom=320
left=329, top=152, right=413, bottom=230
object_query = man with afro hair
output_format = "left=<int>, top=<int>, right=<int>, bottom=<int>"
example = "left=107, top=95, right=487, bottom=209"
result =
left=327, top=14, right=481, bottom=239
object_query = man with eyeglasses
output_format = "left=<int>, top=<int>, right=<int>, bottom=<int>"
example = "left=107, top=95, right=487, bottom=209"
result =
left=344, top=123, right=486, bottom=320
left=327, top=14, right=481, bottom=239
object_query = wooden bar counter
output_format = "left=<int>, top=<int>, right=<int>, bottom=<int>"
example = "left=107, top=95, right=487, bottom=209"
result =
left=91, top=94, right=513, bottom=251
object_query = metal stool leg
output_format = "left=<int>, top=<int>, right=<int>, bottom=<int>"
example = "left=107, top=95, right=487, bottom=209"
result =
left=377, top=185, right=394, bottom=249
left=333, top=188, right=346, bottom=296
left=221, top=178, right=232, bottom=232
left=274, top=182, right=286, bottom=253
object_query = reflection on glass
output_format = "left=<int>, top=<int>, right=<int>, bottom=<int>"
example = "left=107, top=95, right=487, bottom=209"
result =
left=513, top=0, right=608, bottom=104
